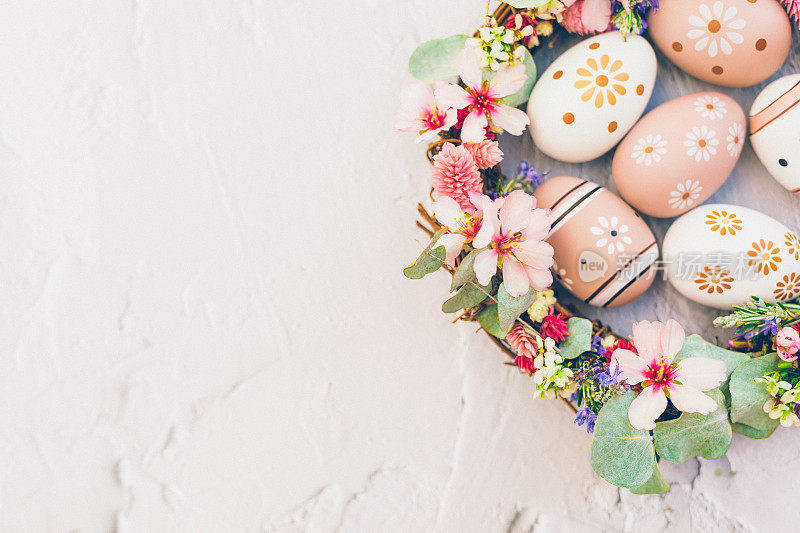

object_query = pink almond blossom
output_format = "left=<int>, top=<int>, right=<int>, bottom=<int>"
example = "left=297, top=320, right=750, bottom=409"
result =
left=432, top=195, right=484, bottom=265
left=611, top=320, right=727, bottom=431
left=434, top=47, right=530, bottom=143
left=431, top=143, right=483, bottom=210
left=472, top=190, right=554, bottom=297
left=395, top=80, right=457, bottom=143
left=777, top=326, right=800, bottom=362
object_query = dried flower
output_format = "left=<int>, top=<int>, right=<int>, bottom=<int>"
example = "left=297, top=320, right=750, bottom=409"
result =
left=561, top=0, right=613, bottom=34
left=528, top=289, right=557, bottom=322
left=540, top=309, right=568, bottom=342
left=504, top=13, right=538, bottom=47
left=507, top=323, right=540, bottom=374
left=395, top=80, right=457, bottom=142
left=431, top=143, right=483, bottom=210
left=780, top=0, right=800, bottom=24
left=464, top=139, right=504, bottom=170
left=435, top=47, right=530, bottom=143
left=611, top=0, right=658, bottom=36
left=605, top=337, right=636, bottom=365
left=466, top=16, right=531, bottom=71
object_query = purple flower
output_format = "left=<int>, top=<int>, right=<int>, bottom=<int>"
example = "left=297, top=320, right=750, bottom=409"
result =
left=575, top=407, right=597, bottom=434
left=597, top=363, right=622, bottom=387
left=591, top=335, right=607, bottom=357
left=759, top=319, right=779, bottom=336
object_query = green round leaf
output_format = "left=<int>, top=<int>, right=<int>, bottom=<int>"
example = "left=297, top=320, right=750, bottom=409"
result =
left=409, top=35, right=469, bottom=83
left=654, top=389, right=732, bottom=463
left=496, top=283, right=536, bottom=335
left=403, top=228, right=447, bottom=280
left=442, top=280, right=491, bottom=313
left=729, top=353, right=781, bottom=436
left=732, top=422, right=775, bottom=440
left=558, top=317, right=593, bottom=359
left=629, top=463, right=671, bottom=495
left=590, top=392, right=655, bottom=488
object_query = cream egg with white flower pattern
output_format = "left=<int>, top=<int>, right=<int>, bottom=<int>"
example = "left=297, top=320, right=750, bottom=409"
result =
left=613, top=91, right=745, bottom=218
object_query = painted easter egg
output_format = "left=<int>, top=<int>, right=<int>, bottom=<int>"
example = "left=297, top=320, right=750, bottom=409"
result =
left=526, top=31, right=656, bottom=163
left=612, top=91, right=746, bottom=217
left=750, top=74, right=800, bottom=196
left=533, top=176, right=659, bottom=307
left=647, top=0, right=791, bottom=88
left=663, top=204, right=800, bottom=309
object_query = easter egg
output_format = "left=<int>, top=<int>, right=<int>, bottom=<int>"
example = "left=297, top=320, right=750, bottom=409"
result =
left=647, top=0, right=791, bottom=88
left=533, top=176, right=659, bottom=307
left=526, top=31, right=656, bottom=163
left=663, top=204, right=800, bottom=309
left=750, top=74, right=800, bottom=196
left=612, top=91, right=746, bottom=217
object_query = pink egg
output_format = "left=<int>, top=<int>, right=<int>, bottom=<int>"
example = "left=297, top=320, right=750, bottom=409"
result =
left=612, top=92, right=746, bottom=218
left=647, top=0, right=791, bottom=88
left=533, top=176, right=659, bottom=308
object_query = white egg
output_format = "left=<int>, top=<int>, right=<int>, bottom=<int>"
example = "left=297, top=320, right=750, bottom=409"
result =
left=750, top=74, right=800, bottom=197
left=663, top=204, right=800, bottom=309
left=526, top=31, right=656, bottom=163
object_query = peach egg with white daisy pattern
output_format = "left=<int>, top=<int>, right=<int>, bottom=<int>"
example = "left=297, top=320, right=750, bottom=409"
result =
left=526, top=31, right=656, bottom=163
left=612, top=92, right=745, bottom=218
left=663, top=204, right=800, bottom=309
left=647, top=0, right=791, bottom=87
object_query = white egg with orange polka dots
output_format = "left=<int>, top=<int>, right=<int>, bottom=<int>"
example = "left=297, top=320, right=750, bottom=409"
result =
left=526, top=31, right=657, bottom=163
left=663, top=204, right=800, bottom=309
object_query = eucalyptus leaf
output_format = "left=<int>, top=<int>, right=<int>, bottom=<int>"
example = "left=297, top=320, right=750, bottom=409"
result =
left=500, top=47, right=537, bottom=108
left=477, top=304, right=506, bottom=338
left=590, top=392, right=655, bottom=488
left=654, top=389, right=731, bottom=463
left=729, top=353, right=780, bottom=436
left=732, top=422, right=775, bottom=440
left=409, top=35, right=469, bottom=83
left=629, top=463, right=671, bottom=495
left=442, top=280, right=491, bottom=313
left=451, top=249, right=479, bottom=291
left=674, top=334, right=749, bottom=399
left=497, top=284, right=537, bottom=334
left=403, top=229, right=447, bottom=280
left=558, top=317, right=593, bottom=359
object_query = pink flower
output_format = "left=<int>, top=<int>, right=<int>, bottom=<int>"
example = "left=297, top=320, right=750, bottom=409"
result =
left=395, top=80, right=457, bottom=143
left=431, top=143, right=483, bottom=210
left=560, top=0, right=612, bottom=34
left=434, top=47, right=530, bottom=143
left=541, top=309, right=569, bottom=342
left=776, top=326, right=800, bottom=362
left=507, top=322, right=539, bottom=375
left=464, top=140, right=504, bottom=170
left=432, top=195, right=484, bottom=265
left=611, top=320, right=727, bottom=431
left=472, top=190, right=554, bottom=297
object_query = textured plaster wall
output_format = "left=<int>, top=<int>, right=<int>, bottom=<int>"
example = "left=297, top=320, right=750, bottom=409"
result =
left=0, top=1, right=797, bottom=531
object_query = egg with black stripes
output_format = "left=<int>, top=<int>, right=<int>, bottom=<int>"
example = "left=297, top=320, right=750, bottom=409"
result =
left=532, top=176, right=659, bottom=307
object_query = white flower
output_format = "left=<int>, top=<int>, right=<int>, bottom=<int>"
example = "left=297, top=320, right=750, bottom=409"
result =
left=589, top=216, right=632, bottom=254
left=668, top=179, right=703, bottom=210
left=693, top=95, right=727, bottom=120
left=631, top=134, right=668, bottom=166
left=611, top=319, right=727, bottom=430
left=684, top=125, right=719, bottom=162
left=726, top=122, right=744, bottom=158
left=687, top=1, right=746, bottom=57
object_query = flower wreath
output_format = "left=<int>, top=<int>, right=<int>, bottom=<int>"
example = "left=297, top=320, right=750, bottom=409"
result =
left=397, top=1, right=800, bottom=494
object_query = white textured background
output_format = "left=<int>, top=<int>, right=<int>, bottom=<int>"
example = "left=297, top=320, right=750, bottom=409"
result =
left=1, top=1, right=798, bottom=531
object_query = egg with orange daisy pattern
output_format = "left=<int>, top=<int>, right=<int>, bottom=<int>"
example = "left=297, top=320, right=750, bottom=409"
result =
left=526, top=31, right=656, bottom=163
left=663, top=204, right=800, bottom=309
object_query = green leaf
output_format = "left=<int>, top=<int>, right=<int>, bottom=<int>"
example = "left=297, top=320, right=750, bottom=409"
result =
left=409, top=35, right=469, bottom=83
left=497, top=284, right=537, bottom=335
left=590, top=392, right=655, bottom=488
left=674, top=335, right=749, bottom=398
left=729, top=353, right=780, bottom=437
left=477, top=304, right=505, bottom=338
left=732, top=422, right=775, bottom=440
left=558, top=317, right=593, bottom=359
left=499, top=47, right=537, bottom=108
left=403, top=229, right=447, bottom=280
left=653, top=389, right=732, bottom=463
left=451, top=249, right=479, bottom=291
left=442, top=280, right=491, bottom=313
left=629, top=463, right=671, bottom=495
